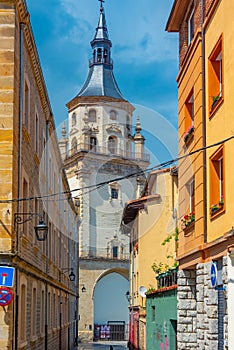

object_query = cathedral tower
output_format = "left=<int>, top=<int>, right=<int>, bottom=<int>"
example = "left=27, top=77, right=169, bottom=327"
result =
left=60, top=1, right=149, bottom=341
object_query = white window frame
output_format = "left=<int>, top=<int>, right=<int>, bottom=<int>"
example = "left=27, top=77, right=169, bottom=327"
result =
left=188, top=8, right=194, bottom=45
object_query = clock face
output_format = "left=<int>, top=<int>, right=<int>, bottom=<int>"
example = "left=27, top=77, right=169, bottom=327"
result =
left=210, top=262, right=217, bottom=287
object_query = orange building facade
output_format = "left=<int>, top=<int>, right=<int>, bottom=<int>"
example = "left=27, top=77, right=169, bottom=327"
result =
left=167, top=0, right=234, bottom=348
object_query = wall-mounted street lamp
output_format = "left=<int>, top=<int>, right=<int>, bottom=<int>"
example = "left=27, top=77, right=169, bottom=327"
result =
left=61, top=268, right=76, bottom=282
left=81, top=284, right=86, bottom=293
left=14, top=213, right=48, bottom=241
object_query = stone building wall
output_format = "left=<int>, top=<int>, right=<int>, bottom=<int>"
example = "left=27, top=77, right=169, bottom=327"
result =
left=0, top=1, right=78, bottom=349
left=177, top=257, right=228, bottom=350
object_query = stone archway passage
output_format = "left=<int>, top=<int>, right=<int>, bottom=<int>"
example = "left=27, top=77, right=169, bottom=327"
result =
left=93, top=272, right=129, bottom=340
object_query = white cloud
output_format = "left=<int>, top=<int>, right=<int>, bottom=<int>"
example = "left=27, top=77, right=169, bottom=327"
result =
left=59, top=0, right=177, bottom=64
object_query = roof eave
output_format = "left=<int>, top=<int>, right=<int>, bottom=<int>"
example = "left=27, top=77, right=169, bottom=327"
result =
left=66, top=95, right=134, bottom=112
left=166, top=0, right=191, bottom=32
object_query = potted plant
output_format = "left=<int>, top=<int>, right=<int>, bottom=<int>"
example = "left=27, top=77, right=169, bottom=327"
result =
left=181, top=212, right=195, bottom=228
left=219, top=195, right=224, bottom=206
left=211, top=203, right=219, bottom=214
left=211, top=95, right=221, bottom=109
left=184, top=125, right=195, bottom=143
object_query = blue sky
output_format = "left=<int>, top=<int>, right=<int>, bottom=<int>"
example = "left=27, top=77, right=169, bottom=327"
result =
left=27, top=0, right=178, bottom=162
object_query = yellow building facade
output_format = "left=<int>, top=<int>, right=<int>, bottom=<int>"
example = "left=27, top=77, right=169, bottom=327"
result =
left=0, top=1, right=79, bottom=349
left=167, top=0, right=234, bottom=348
left=121, top=168, right=178, bottom=350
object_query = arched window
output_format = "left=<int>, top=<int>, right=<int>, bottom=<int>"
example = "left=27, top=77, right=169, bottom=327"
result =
left=126, top=115, right=131, bottom=130
left=110, top=110, right=117, bottom=120
left=97, top=48, right=102, bottom=62
left=104, top=49, right=108, bottom=62
left=88, top=109, right=97, bottom=122
left=19, top=276, right=27, bottom=342
left=71, top=137, right=77, bottom=155
left=108, top=136, right=117, bottom=154
left=90, top=137, right=97, bottom=151
left=31, top=284, right=37, bottom=337
left=72, top=112, right=76, bottom=126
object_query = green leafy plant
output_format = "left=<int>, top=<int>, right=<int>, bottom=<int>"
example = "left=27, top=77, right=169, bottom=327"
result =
left=151, top=261, right=169, bottom=276
left=162, top=227, right=179, bottom=246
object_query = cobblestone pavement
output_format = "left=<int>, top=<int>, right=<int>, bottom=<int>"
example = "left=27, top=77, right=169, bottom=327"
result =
left=78, top=341, right=128, bottom=350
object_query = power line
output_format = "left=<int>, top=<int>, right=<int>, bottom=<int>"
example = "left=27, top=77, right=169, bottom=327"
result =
left=0, top=134, right=233, bottom=204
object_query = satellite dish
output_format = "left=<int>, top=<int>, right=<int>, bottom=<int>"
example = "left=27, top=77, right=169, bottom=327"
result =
left=139, top=286, right=147, bottom=298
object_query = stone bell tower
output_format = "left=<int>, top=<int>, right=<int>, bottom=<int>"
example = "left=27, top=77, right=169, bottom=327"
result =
left=59, top=1, right=149, bottom=341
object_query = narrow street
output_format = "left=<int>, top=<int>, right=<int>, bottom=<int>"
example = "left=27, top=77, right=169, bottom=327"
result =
left=78, top=341, right=128, bottom=350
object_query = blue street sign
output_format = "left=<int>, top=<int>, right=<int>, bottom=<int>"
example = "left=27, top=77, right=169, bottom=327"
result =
left=0, top=266, right=15, bottom=287
left=210, top=262, right=217, bottom=287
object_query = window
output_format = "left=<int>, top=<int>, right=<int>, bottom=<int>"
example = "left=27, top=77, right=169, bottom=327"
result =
left=41, top=289, right=45, bottom=335
left=184, top=90, right=194, bottom=131
left=110, top=182, right=120, bottom=200
left=48, top=292, right=51, bottom=329
left=72, top=112, right=76, bottom=126
left=210, top=145, right=224, bottom=213
left=152, top=306, right=156, bottom=322
left=88, top=109, right=96, bottom=122
left=35, top=111, right=39, bottom=154
left=89, top=136, right=97, bottom=151
left=20, top=283, right=27, bottom=342
left=184, top=90, right=194, bottom=143
left=24, top=79, right=30, bottom=129
left=209, top=35, right=223, bottom=113
left=71, top=137, right=77, bottom=154
left=126, top=115, right=131, bottom=131
left=113, top=246, right=118, bottom=258
left=104, top=49, right=108, bottom=62
left=187, top=8, right=194, bottom=45
left=22, top=177, right=29, bottom=234
left=31, top=286, right=37, bottom=337
left=33, top=197, right=39, bottom=245
left=108, top=136, right=117, bottom=154
left=89, top=109, right=97, bottom=122
left=111, top=188, right=119, bottom=199
left=110, top=110, right=117, bottom=120
left=187, top=178, right=195, bottom=214
left=97, top=48, right=102, bottom=62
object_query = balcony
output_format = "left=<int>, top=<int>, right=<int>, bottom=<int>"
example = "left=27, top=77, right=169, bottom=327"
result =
left=79, top=247, right=129, bottom=261
left=65, top=143, right=150, bottom=162
left=89, top=57, right=113, bottom=68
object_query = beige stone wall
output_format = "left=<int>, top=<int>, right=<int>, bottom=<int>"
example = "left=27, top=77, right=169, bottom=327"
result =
left=0, top=3, right=15, bottom=254
left=0, top=4, right=15, bottom=349
left=0, top=1, right=79, bottom=349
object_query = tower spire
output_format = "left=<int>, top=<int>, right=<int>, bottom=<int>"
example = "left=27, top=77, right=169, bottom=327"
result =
left=75, top=0, right=126, bottom=100
left=98, top=0, right=105, bottom=10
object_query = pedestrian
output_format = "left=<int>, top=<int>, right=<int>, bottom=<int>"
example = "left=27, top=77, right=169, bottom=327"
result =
left=110, top=345, right=113, bottom=350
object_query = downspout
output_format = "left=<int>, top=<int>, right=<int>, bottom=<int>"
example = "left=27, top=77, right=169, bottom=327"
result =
left=131, top=232, right=134, bottom=349
left=67, top=209, right=71, bottom=350
left=14, top=21, right=25, bottom=350
left=59, top=172, right=62, bottom=350
left=75, top=213, right=79, bottom=345
left=201, top=0, right=207, bottom=243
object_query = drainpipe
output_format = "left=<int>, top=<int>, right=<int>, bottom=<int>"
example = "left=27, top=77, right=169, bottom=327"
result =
left=75, top=213, right=80, bottom=345
left=131, top=233, right=134, bottom=349
left=59, top=172, right=62, bottom=350
left=201, top=0, right=207, bottom=243
left=14, top=21, right=25, bottom=350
